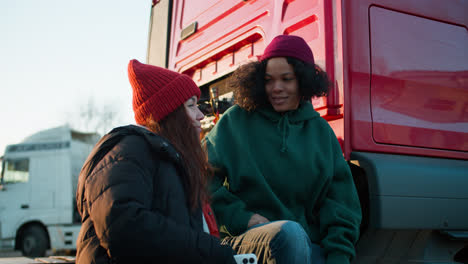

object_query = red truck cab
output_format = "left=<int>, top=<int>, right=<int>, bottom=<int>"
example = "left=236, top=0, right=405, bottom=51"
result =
left=147, top=0, right=468, bottom=262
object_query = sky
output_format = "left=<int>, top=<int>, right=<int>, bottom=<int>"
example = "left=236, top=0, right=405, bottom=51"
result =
left=0, top=0, right=151, bottom=155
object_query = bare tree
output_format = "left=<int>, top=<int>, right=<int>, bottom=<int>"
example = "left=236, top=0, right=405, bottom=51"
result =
left=66, top=97, right=121, bottom=136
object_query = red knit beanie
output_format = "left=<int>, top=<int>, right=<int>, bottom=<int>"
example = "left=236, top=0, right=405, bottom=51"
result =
left=260, top=35, right=315, bottom=65
left=128, top=59, right=201, bottom=124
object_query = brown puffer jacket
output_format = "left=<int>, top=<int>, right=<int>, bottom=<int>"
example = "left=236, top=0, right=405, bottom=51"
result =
left=75, top=125, right=235, bottom=264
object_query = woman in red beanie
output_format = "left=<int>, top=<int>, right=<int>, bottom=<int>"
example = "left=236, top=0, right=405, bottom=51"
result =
left=204, top=35, right=362, bottom=264
left=75, top=60, right=237, bottom=263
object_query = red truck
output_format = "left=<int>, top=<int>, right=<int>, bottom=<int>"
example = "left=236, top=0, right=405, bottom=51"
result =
left=147, top=0, right=468, bottom=262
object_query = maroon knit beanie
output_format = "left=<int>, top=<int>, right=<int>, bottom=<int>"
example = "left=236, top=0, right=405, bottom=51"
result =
left=128, top=59, right=201, bottom=124
left=260, top=35, right=315, bottom=65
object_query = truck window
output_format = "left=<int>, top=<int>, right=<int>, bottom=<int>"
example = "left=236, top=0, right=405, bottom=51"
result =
left=1, top=158, right=30, bottom=184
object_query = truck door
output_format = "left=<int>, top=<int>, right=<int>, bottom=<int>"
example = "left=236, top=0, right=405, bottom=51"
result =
left=0, top=157, right=32, bottom=240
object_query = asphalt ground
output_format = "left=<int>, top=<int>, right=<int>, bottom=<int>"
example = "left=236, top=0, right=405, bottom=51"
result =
left=0, top=249, right=55, bottom=258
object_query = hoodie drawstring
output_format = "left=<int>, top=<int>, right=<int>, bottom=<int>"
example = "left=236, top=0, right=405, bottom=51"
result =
left=278, top=114, right=290, bottom=153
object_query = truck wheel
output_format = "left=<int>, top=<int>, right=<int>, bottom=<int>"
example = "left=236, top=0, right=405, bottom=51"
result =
left=20, top=225, right=48, bottom=257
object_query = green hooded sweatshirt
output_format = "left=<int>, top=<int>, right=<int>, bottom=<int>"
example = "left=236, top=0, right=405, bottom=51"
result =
left=204, top=102, right=362, bottom=264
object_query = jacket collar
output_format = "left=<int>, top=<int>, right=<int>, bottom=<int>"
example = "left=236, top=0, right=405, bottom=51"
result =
left=108, top=125, right=183, bottom=164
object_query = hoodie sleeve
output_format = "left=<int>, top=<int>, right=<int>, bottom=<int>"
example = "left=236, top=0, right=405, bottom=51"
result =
left=205, top=137, right=254, bottom=237
left=317, top=129, right=362, bottom=264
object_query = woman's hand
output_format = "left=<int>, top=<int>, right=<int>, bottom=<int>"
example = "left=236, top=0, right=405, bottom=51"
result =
left=247, top=213, right=270, bottom=228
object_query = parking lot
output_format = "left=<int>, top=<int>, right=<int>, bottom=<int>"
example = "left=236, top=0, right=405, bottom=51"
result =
left=0, top=249, right=55, bottom=258
left=0, top=250, right=22, bottom=258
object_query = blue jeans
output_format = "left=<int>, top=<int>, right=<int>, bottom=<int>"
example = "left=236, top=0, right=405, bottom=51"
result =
left=221, top=220, right=325, bottom=264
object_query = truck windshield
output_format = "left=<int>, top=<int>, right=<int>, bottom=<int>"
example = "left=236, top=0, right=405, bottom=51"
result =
left=1, top=158, right=29, bottom=184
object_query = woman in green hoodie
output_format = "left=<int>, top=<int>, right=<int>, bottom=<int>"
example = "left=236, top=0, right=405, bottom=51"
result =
left=204, top=35, right=362, bottom=264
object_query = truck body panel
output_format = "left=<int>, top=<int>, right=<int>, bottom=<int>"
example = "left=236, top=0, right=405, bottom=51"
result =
left=344, top=0, right=468, bottom=160
left=351, top=151, right=468, bottom=229
left=369, top=6, right=468, bottom=152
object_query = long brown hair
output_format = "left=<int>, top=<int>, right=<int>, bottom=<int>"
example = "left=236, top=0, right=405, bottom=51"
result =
left=145, top=106, right=211, bottom=210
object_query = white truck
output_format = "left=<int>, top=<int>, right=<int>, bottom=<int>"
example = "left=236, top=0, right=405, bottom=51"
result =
left=0, top=126, right=99, bottom=257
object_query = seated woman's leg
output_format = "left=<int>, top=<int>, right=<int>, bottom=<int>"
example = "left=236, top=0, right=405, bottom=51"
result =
left=221, top=220, right=324, bottom=264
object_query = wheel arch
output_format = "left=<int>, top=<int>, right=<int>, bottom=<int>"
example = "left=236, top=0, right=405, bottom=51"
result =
left=348, top=161, right=370, bottom=235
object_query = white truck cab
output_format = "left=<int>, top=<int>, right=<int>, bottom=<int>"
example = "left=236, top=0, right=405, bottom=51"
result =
left=0, top=126, right=99, bottom=257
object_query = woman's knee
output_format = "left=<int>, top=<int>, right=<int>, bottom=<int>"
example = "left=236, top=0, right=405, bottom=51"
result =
left=269, top=221, right=313, bottom=263
left=275, top=221, right=309, bottom=243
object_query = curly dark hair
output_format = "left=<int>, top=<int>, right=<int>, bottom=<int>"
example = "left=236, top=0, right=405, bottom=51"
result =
left=231, top=57, right=330, bottom=111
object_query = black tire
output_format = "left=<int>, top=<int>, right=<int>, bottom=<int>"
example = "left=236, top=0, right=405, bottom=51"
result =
left=20, top=225, right=48, bottom=257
